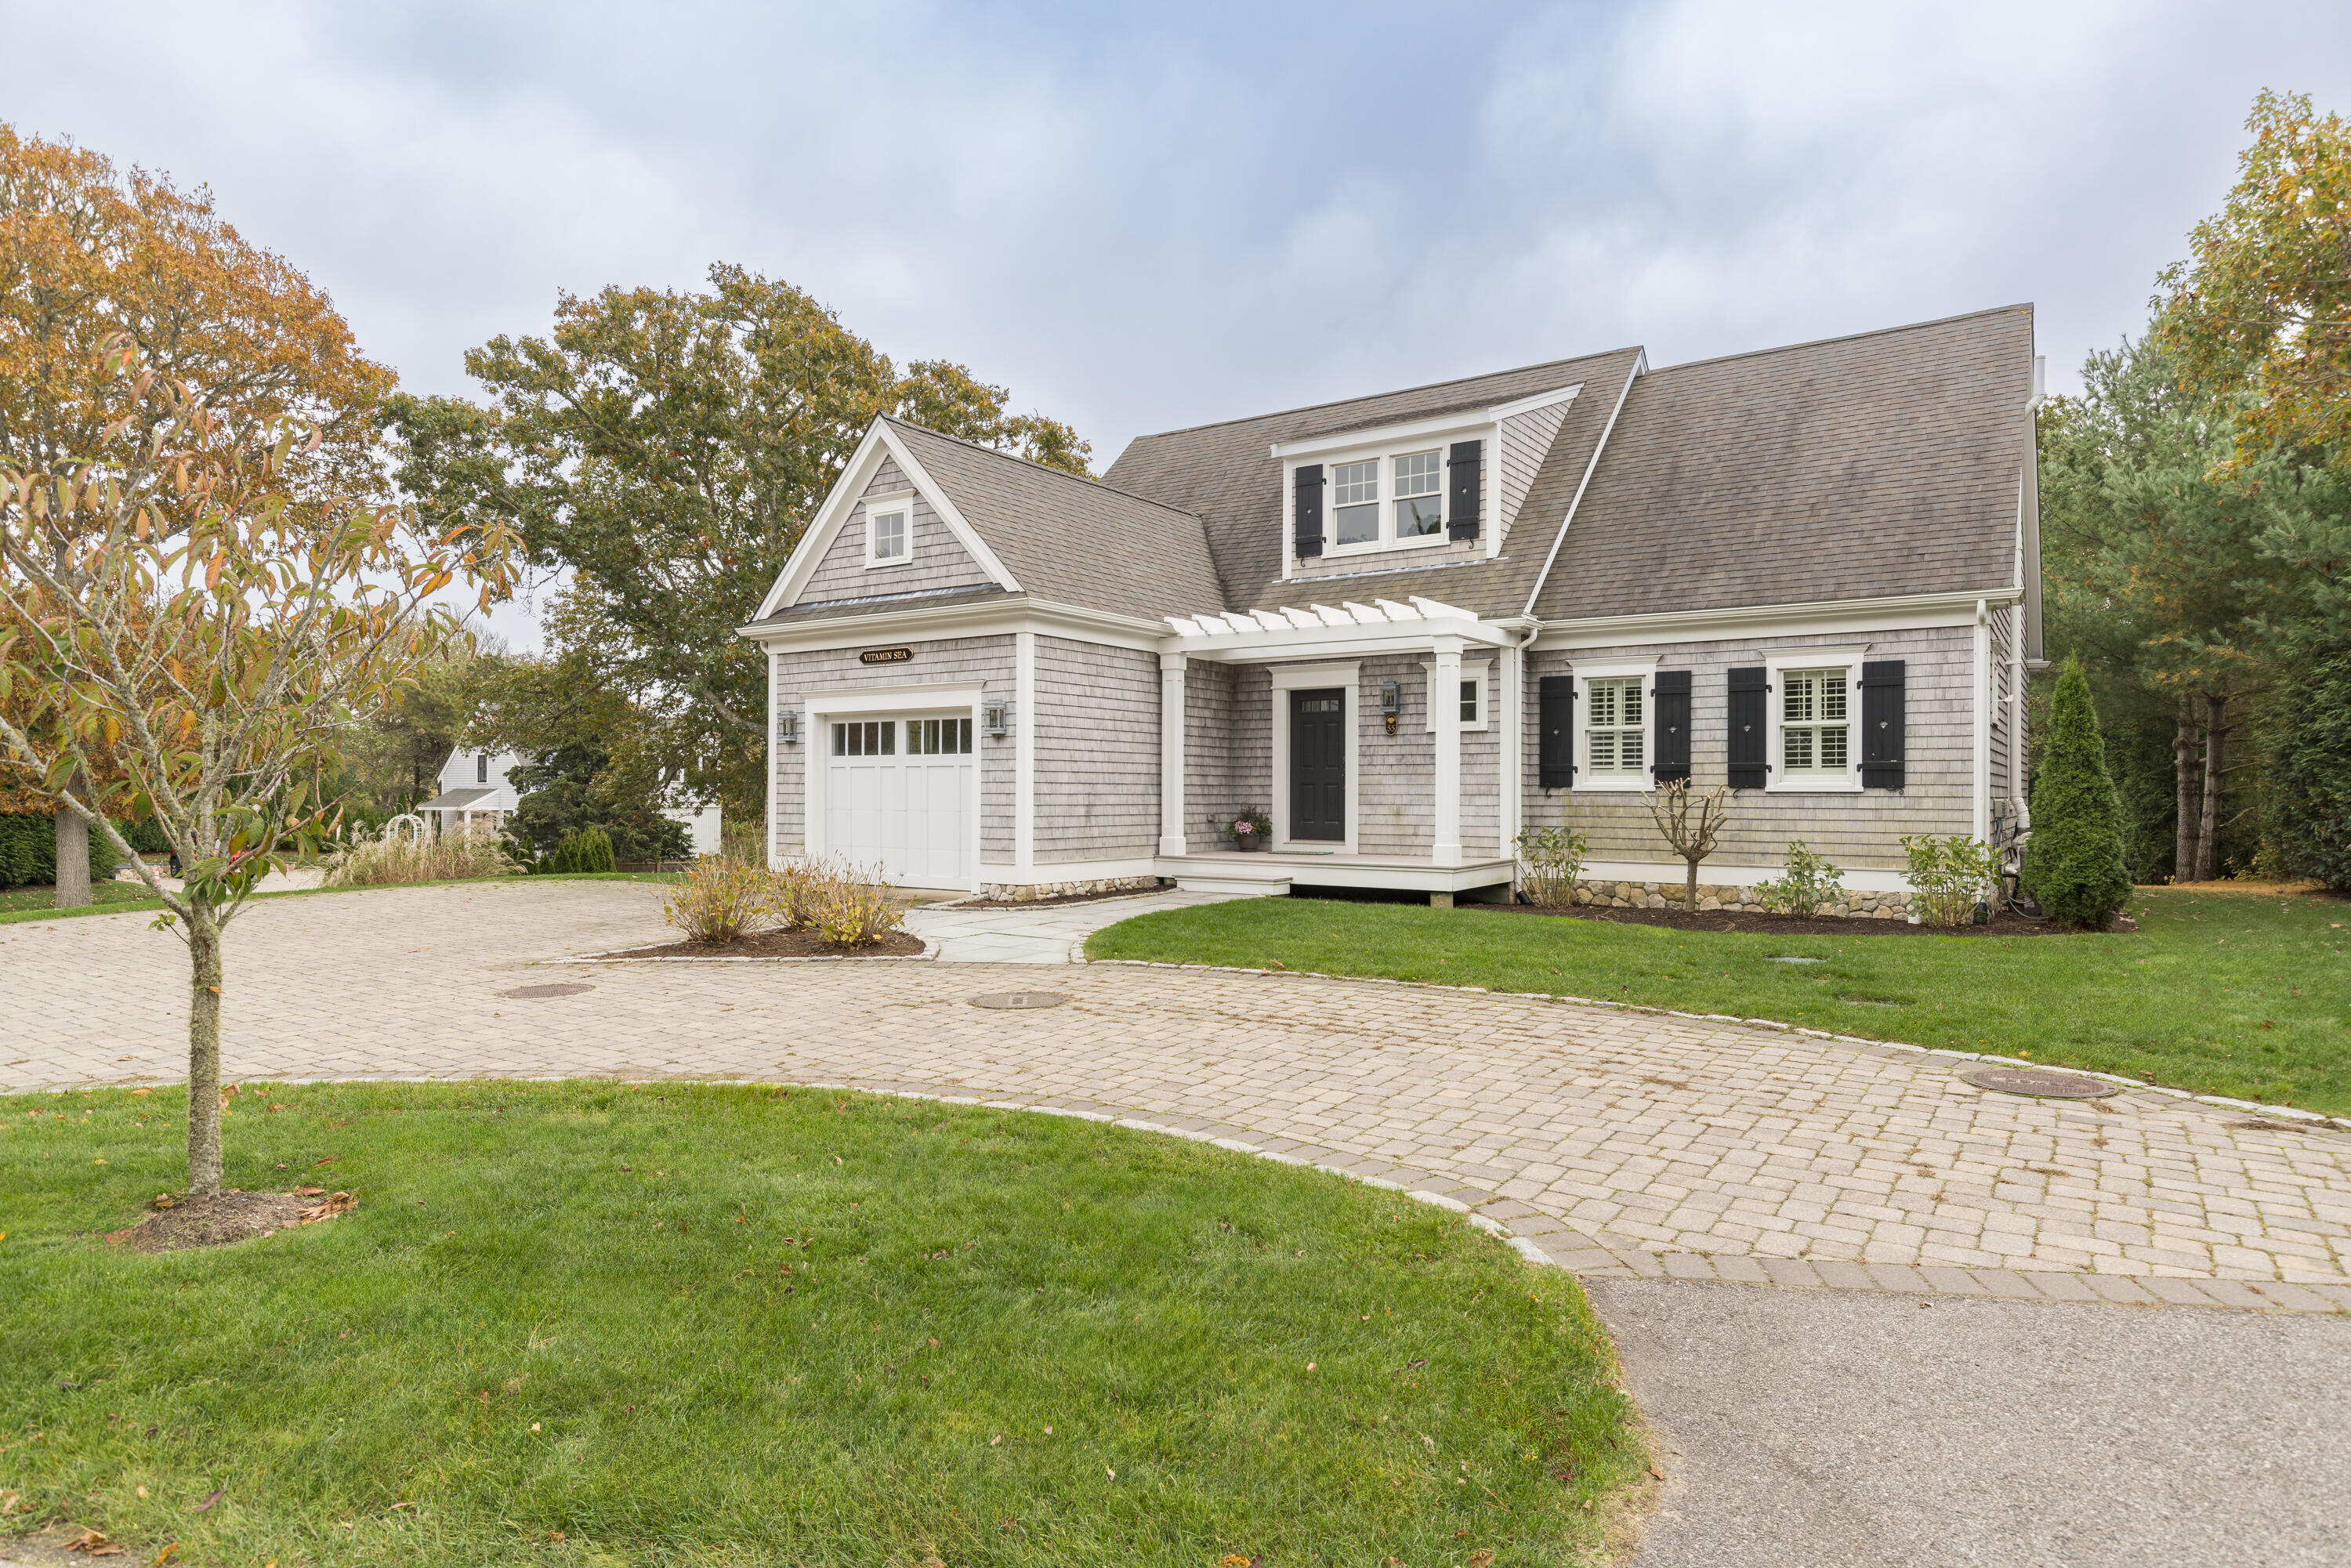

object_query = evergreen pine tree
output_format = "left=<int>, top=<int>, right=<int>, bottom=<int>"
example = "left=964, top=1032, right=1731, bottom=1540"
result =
left=2023, top=658, right=2136, bottom=927
left=2264, top=634, right=2351, bottom=890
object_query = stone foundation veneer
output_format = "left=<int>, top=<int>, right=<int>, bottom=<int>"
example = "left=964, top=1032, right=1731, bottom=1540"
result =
left=973, top=875, right=1165, bottom=903
left=1570, top=880, right=1916, bottom=919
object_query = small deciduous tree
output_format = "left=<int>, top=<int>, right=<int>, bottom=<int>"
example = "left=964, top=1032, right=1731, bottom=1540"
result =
left=1643, top=780, right=1730, bottom=910
left=2022, top=659, right=2135, bottom=928
left=0, top=342, right=516, bottom=1196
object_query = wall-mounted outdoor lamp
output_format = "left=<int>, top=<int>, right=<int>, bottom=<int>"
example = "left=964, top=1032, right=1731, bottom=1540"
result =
left=777, top=710, right=800, bottom=744
left=984, top=703, right=1009, bottom=739
left=1380, top=682, right=1401, bottom=736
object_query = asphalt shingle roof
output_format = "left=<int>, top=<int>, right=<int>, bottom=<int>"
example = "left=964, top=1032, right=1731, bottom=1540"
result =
left=1531, top=306, right=2034, bottom=621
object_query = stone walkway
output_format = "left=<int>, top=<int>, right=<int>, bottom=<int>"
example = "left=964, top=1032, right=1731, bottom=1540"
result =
left=904, top=887, right=1239, bottom=962
left=4, top=879, right=2348, bottom=1308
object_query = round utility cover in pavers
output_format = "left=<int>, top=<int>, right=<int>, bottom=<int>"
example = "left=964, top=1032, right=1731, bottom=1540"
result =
left=498, top=983, right=596, bottom=1000
left=1963, top=1067, right=2120, bottom=1099
left=969, top=990, right=1067, bottom=1010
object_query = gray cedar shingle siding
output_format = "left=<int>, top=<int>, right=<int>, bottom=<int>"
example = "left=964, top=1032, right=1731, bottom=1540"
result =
left=882, top=421, right=1226, bottom=623
left=1496, top=396, right=1575, bottom=547
left=767, top=636, right=1016, bottom=862
left=1183, top=661, right=1241, bottom=848
left=1520, top=625, right=1976, bottom=872
left=1533, top=307, right=2031, bottom=621
left=1034, top=636, right=1161, bottom=863
left=1104, top=349, right=1644, bottom=617
left=1350, top=656, right=1500, bottom=859
left=795, top=455, right=996, bottom=607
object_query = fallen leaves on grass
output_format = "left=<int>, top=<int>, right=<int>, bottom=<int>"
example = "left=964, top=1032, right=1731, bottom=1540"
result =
left=193, top=1488, right=224, bottom=1512
left=60, top=1528, right=124, bottom=1555
left=295, top=1192, right=357, bottom=1225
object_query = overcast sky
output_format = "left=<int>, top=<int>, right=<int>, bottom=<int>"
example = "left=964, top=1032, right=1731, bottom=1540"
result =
left=5, top=1, right=2342, bottom=643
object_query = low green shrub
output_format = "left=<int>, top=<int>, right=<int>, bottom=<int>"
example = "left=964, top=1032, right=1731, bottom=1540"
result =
left=1754, top=841, right=1845, bottom=918
left=544, top=826, right=617, bottom=875
left=1513, top=825, right=1589, bottom=908
left=1901, top=834, right=2001, bottom=926
left=0, top=812, right=131, bottom=890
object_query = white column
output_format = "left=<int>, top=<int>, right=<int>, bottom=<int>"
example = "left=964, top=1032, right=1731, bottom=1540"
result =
left=1433, top=636, right=1463, bottom=867
left=1015, top=629, right=1036, bottom=875
left=1498, top=640, right=1522, bottom=855
left=1158, top=652, right=1188, bottom=856
left=2009, top=609, right=2029, bottom=820
left=1971, top=599, right=1991, bottom=843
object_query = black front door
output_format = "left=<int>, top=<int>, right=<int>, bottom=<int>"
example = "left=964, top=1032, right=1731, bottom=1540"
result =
left=1289, top=688, right=1346, bottom=842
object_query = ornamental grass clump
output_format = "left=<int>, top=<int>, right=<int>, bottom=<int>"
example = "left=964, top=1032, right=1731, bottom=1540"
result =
left=1753, top=841, right=1845, bottom=918
left=2021, top=657, right=2134, bottom=928
left=663, top=854, right=777, bottom=943
left=1513, top=825, right=1589, bottom=908
left=324, top=820, right=514, bottom=888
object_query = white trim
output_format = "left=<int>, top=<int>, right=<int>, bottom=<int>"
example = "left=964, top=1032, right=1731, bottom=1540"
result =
left=1567, top=658, right=1658, bottom=793
left=976, top=854, right=1162, bottom=886
left=1764, top=646, right=1867, bottom=795
left=800, top=685, right=987, bottom=895
left=1528, top=587, right=2021, bottom=650
left=1498, top=639, right=1524, bottom=855
left=1415, top=655, right=1493, bottom=732
left=766, top=651, right=781, bottom=868
left=1284, top=431, right=1493, bottom=573
left=742, top=597, right=1168, bottom=654
left=1165, top=596, right=1509, bottom=662
left=1432, top=638, right=1463, bottom=866
left=861, top=491, right=915, bottom=568
left=1520, top=351, right=1645, bottom=618
left=1972, top=598, right=1992, bottom=840
left=1159, top=653, right=1188, bottom=857
left=1014, top=630, right=1036, bottom=875
left=1579, top=858, right=1914, bottom=894
left=1270, top=661, right=1360, bottom=855
left=1272, top=408, right=1499, bottom=461
left=755, top=420, right=1020, bottom=618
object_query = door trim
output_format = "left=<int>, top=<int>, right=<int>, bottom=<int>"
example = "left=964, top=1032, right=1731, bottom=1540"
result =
left=1269, top=661, right=1358, bottom=853
left=803, top=683, right=985, bottom=893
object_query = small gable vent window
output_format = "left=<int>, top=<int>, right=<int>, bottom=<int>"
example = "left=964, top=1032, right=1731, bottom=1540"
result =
left=866, top=505, right=911, bottom=567
left=1394, top=450, right=1444, bottom=538
left=1332, top=460, right=1380, bottom=548
left=476, top=753, right=490, bottom=784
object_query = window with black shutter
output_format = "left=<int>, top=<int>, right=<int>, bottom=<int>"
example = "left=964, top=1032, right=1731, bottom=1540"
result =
left=1860, top=661, right=1907, bottom=789
left=1447, top=440, right=1482, bottom=541
left=1538, top=675, right=1575, bottom=788
left=1727, top=667, right=1768, bottom=788
left=1293, top=464, right=1324, bottom=559
left=1650, top=671, right=1691, bottom=784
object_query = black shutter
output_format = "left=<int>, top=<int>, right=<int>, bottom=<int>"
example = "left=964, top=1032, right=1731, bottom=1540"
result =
left=1538, top=675, right=1575, bottom=788
left=1727, top=667, right=1768, bottom=789
left=1860, top=660, right=1906, bottom=789
left=1293, top=464, right=1324, bottom=559
left=1651, top=670, right=1692, bottom=784
left=1446, top=440, right=1482, bottom=541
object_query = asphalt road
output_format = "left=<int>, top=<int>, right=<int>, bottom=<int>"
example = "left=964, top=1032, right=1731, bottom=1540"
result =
left=1588, top=1280, right=2351, bottom=1567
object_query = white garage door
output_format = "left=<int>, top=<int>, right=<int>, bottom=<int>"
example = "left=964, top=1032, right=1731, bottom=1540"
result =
left=824, top=714, right=975, bottom=887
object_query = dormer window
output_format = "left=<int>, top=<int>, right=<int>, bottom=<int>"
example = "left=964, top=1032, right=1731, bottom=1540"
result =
left=1393, top=450, right=1444, bottom=538
left=1333, top=460, right=1380, bottom=546
left=1283, top=428, right=1487, bottom=567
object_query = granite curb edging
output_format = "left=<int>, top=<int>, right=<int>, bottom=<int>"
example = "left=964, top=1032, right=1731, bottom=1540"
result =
left=1084, top=958, right=2351, bottom=1139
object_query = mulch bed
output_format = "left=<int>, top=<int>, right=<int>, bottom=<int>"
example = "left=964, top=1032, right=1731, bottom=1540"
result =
left=1473, top=902, right=2126, bottom=938
left=107, top=1187, right=357, bottom=1253
left=600, top=928, right=927, bottom=959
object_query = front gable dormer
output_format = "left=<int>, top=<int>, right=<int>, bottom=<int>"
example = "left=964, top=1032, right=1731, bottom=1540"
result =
left=1272, top=382, right=1580, bottom=579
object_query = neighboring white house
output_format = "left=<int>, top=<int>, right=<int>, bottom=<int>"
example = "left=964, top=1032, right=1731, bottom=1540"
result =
left=416, top=747, right=523, bottom=835
left=417, top=745, right=723, bottom=856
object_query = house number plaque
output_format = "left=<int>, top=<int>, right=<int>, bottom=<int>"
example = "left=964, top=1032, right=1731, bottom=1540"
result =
left=860, top=647, right=913, bottom=665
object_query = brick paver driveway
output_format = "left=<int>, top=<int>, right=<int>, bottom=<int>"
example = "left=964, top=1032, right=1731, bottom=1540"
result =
left=6, top=878, right=2348, bottom=1309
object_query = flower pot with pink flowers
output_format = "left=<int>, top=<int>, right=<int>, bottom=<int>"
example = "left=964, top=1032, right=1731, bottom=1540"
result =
left=1230, top=809, right=1272, bottom=852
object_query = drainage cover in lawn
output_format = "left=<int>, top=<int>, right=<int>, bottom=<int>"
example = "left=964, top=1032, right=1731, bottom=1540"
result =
left=1766, top=955, right=1824, bottom=964
left=498, top=983, right=596, bottom=999
left=1964, top=1067, right=2120, bottom=1099
left=969, top=990, right=1067, bottom=1009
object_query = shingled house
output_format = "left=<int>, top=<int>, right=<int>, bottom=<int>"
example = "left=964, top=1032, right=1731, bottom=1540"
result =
left=738, top=305, right=2043, bottom=907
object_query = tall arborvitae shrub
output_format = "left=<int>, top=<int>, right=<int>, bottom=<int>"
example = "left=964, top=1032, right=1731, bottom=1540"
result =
left=2264, top=635, right=2351, bottom=890
left=2023, top=658, right=2135, bottom=927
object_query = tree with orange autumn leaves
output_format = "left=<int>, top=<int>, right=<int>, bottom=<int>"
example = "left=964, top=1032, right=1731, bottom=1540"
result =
left=0, top=122, right=393, bottom=902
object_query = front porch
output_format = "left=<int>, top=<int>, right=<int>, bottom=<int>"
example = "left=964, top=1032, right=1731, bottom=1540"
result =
left=1156, top=849, right=1515, bottom=901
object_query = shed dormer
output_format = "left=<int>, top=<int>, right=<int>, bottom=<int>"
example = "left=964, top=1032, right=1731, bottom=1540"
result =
left=1272, top=381, right=1581, bottom=579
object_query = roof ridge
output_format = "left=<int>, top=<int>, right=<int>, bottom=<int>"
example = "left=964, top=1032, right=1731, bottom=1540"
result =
left=882, top=416, right=1206, bottom=523
left=1644, top=303, right=2034, bottom=379
left=1128, top=347, right=1643, bottom=442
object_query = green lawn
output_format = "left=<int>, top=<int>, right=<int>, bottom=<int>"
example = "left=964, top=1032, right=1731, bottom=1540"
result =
left=0, top=871, right=682, bottom=928
left=1088, top=888, right=2351, bottom=1117
left=2, top=1083, right=1639, bottom=1566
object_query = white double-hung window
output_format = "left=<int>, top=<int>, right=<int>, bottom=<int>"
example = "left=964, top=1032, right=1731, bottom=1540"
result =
left=1331, top=460, right=1381, bottom=547
left=864, top=497, right=912, bottom=567
left=1780, top=668, right=1849, bottom=778
left=1393, top=450, right=1444, bottom=538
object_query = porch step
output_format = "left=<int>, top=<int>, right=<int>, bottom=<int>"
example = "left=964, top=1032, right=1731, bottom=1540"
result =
left=1172, top=875, right=1292, bottom=896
